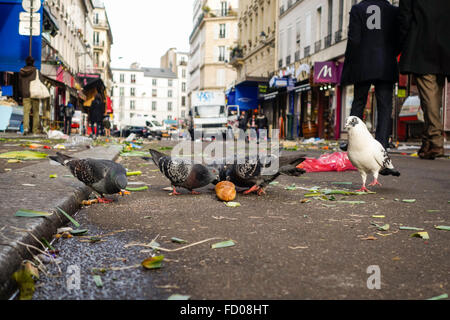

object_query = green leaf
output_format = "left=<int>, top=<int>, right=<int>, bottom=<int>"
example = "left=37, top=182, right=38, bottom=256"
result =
left=225, top=202, right=241, bottom=208
left=372, top=215, right=385, bottom=219
left=211, top=240, right=235, bottom=249
left=126, top=171, right=142, bottom=176
left=70, top=229, right=89, bottom=236
left=427, top=210, right=440, bottom=213
left=12, top=268, right=35, bottom=300
left=49, top=174, right=58, bottom=179
left=0, top=150, right=48, bottom=160
left=171, top=237, right=187, bottom=244
left=285, top=184, right=297, bottom=191
left=141, top=255, right=164, bottom=269
left=41, top=238, right=55, bottom=251
left=426, top=293, right=448, bottom=301
left=338, top=201, right=366, bottom=204
left=269, top=181, right=279, bottom=186
left=15, top=209, right=53, bottom=218
left=411, top=232, right=430, bottom=240
left=125, top=186, right=149, bottom=191
left=168, top=294, right=191, bottom=300
left=56, top=206, right=81, bottom=228
left=402, top=199, right=416, bottom=203
left=93, top=275, right=103, bottom=288
left=435, top=226, right=450, bottom=231
left=378, top=224, right=390, bottom=231
left=399, top=226, right=424, bottom=231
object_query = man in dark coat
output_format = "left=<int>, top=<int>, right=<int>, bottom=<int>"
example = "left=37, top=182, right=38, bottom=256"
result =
left=89, top=93, right=105, bottom=137
left=399, top=0, right=450, bottom=159
left=238, top=111, right=248, bottom=140
left=340, top=0, right=399, bottom=150
left=19, top=56, right=42, bottom=135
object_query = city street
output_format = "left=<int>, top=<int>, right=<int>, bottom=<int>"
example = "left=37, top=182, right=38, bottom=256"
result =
left=3, top=138, right=445, bottom=300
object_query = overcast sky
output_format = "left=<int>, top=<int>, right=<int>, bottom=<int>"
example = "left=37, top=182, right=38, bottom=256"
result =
left=103, top=0, right=193, bottom=69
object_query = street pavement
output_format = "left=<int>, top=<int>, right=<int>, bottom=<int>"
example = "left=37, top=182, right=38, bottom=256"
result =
left=4, top=138, right=447, bottom=300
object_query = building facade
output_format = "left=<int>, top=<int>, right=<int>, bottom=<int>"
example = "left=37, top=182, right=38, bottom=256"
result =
left=160, top=48, right=190, bottom=120
left=188, top=0, right=239, bottom=109
left=112, top=65, right=179, bottom=129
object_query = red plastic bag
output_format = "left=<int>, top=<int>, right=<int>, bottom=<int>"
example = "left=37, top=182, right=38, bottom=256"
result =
left=297, top=152, right=357, bottom=172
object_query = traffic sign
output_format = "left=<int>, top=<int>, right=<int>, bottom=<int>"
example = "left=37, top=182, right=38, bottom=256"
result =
left=19, top=20, right=40, bottom=36
left=19, top=12, right=41, bottom=22
left=22, top=0, right=41, bottom=13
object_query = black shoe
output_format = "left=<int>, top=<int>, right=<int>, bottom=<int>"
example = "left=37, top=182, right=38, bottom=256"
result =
left=339, top=142, right=348, bottom=151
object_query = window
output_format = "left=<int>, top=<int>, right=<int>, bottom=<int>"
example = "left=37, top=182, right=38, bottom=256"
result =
left=168, top=90, right=173, bottom=98
left=93, top=31, right=100, bottom=46
left=152, top=89, right=157, bottom=97
left=181, top=96, right=186, bottom=106
left=327, top=0, right=333, bottom=36
left=130, top=100, right=135, bottom=110
left=168, top=79, right=173, bottom=87
left=93, top=13, right=99, bottom=24
left=94, top=52, right=100, bottom=67
left=168, top=102, right=172, bottom=112
left=221, top=1, right=228, bottom=16
left=119, top=87, right=124, bottom=96
left=152, top=101, right=157, bottom=111
left=181, top=110, right=185, bottom=118
left=219, top=24, right=226, bottom=38
left=182, top=83, right=186, bottom=92
left=130, top=113, right=135, bottom=118
left=182, top=69, right=186, bottom=78
left=152, top=79, right=157, bottom=86
left=167, top=115, right=172, bottom=120
left=120, top=74, right=124, bottom=83
left=130, top=87, right=135, bottom=96
left=131, top=74, right=136, bottom=84
left=218, top=46, right=226, bottom=62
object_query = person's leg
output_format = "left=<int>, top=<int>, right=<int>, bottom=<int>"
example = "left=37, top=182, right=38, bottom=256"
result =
left=350, top=82, right=372, bottom=120
left=416, top=74, right=445, bottom=158
left=22, top=98, right=31, bottom=134
left=31, top=99, right=40, bottom=134
left=374, top=81, right=394, bottom=149
left=68, top=118, right=72, bottom=136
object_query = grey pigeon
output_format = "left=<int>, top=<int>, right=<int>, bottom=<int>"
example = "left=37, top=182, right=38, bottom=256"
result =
left=146, top=149, right=219, bottom=195
left=213, top=152, right=306, bottom=196
left=345, top=116, right=400, bottom=192
left=49, top=152, right=128, bottom=202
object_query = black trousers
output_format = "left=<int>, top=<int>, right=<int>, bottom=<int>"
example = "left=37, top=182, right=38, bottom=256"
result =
left=64, top=117, right=72, bottom=136
left=351, top=81, right=393, bottom=149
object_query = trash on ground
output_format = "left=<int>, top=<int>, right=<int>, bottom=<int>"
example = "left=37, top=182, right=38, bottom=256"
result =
left=126, top=171, right=142, bottom=176
left=361, top=236, right=378, bottom=241
left=371, top=223, right=390, bottom=231
left=41, top=237, right=56, bottom=251
left=70, top=229, right=89, bottom=236
left=225, top=202, right=241, bottom=207
left=372, top=215, right=385, bottom=218
left=56, top=206, right=81, bottom=228
left=126, top=186, right=149, bottom=191
left=0, top=150, right=48, bottom=160
left=399, top=226, right=424, bottom=231
left=49, top=174, right=58, bottom=179
left=171, top=237, right=188, bottom=244
left=211, top=240, right=235, bottom=249
left=14, top=209, right=53, bottom=218
left=297, top=152, right=357, bottom=172
left=434, top=226, right=450, bottom=231
left=411, top=232, right=430, bottom=240
left=285, top=184, right=297, bottom=191
left=93, top=275, right=103, bottom=288
left=426, top=293, right=448, bottom=301
left=168, top=294, right=191, bottom=300
left=12, top=267, right=35, bottom=300
left=141, top=255, right=164, bottom=269
left=402, top=199, right=417, bottom=203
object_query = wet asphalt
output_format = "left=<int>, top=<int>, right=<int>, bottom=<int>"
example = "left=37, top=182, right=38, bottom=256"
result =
left=31, top=140, right=450, bottom=300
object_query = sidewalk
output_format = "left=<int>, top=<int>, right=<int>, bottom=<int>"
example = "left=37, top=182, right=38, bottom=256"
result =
left=0, top=142, right=121, bottom=299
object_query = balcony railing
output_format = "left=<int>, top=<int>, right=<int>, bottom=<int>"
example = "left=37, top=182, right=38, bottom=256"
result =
left=314, top=40, right=321, bottom=53
left=295, top=50, right=300, bottom=62
left=324, top=34, right=332, bottom=48
left=335, top=29, right=343, bottom=43
left=304, top=46, right=310, bottom=57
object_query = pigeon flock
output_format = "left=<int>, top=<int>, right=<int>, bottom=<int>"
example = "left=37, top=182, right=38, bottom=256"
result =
left=49, top=116, right=400, bottom=203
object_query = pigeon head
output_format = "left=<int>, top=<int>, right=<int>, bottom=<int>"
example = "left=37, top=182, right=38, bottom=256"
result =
left=115, top=174, right=128, bottom=190
left=344, top=116, right=363, bottom=131
left=208, top=166, right=221, bottom=185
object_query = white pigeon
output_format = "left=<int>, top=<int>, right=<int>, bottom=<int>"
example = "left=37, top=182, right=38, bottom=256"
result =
left=345, top=116, right=400, bottom=192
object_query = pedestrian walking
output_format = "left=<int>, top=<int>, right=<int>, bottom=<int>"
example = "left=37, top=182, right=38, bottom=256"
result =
left=256, top=110, right=269, bottom=141
left=398, top=0, right=450, bottom=159
left=64, top=101, right=75, bottom=136
left=248, top=113, right=258, bottom=141
left=19, top=56, right=43, bottom=136
left=340, top=0, right=400, bottom=150
left=89, top=93, right=105, bottom=138
left=238, top=111, right=248, bottom=140
left=103, top=116, right=111, bottom=137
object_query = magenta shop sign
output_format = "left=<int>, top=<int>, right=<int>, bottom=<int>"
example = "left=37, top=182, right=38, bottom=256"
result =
left=313, top=61, right=343, bottom=84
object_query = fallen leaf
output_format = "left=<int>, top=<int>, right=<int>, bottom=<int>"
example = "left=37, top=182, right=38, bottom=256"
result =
left=411, top=232, right=430, bottom=240
left=426, top=293, right=448, bottom=301
left=56, top=206, right=81, bottom=228
left=285, top=184, right=297, bottom=191
left=171, top=237, right=188, bottom=244
left=15, top=209, right=53, bottom=218
left=163, top=187, right=173, bottom=191
left=372, top=215, right=385, bottom=218
left=168, top=294, right=191, bottom=300
left=70, top=229, right=88, bottom=236
left=402, top=199, right=416, bottom=203
left=126, top=171, right=142, bottom=176
left=225, top=202, right=241, bottom=208
left=141, top=255, right=164, bottom=269
left=93, top=275, right=103, bottom=287
left=49, top=174, right=58, bottom=179
left=435, top=226, right=450, bottom=231
left=300, top=199, right=311, bottom=204
left=361, top=236, right=377, bottom=241
left=392, top=256, right=401, bottom=261
left=426, top=210, right=440, bottom=213
left=125, top=186, right=149, bottom=191
left=399, top=226, right=424, bottom=231
left=211, top=240, right=235, bottom=249
left=12, top=268, right=35, bottom=300
left=0, top=150, right=48, bottom=160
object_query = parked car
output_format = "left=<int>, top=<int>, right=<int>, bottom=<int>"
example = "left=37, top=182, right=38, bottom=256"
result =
left=113, top=126, right=150, bottom=138
left=145, top=120, right=166, bottom=139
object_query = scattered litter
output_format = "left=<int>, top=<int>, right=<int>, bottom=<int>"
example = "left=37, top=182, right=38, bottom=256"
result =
left=163, top=187, right=173, bottom=191
left=361, top=236, right=377, bottom=241
left=168, top=294, right=191, bottom=300
left=225, top=202, right=241, bottom=207
left=49, top=174, right=58, bottom=179
left=434, top=226, right=450, bottom=231
left=371, top=223, right=390, bottom=231
left=126, top=186, right=149, bottom=192
left=56, top=206, right=80, bottom=228
left=426, top=210, right=440, bottom=213
left=141, top=255, right=164, bottom=269
left=402, top=199, right=416, bottom=203
left=22, top=184, right=36, bottom=187
left=7, top=159, right=22, bottom=163
left=54, top=144, right=66, bottom=149
left=12, top=267, right=35, bottom=300
left=171, top=237, right=188, bottom=244
left=211, top=240, right=235, bottom=249
left=70, top=229, right=88, bottom=236
left=338, top=201, right=366, bottom=204
left=93, top=275, right=103, bottom=288
left=125, top=237, right=222, bottom=252
left=126, top=171, right=142, bottom=176
left=411, top=232, right=430, bottom=240
left=399, top=226, right=424, bottom=231
left=300, top=199, right=311, bottom=204
left=15, top=209, right=53, bottom=218
left=297, top=152, right=357, bottom=172
left=426, top=293, right=448, bottom=301
left=288, top=246, right=308, bottom=250
left=331, top=182, right=353, bottom=185
left=269, top=181, right=279, bottom=186
left=0, top=151, right=48, bottom=160
left=372, top=215, right=385, bottom=218
left=212, top=216, right=238, bottom=221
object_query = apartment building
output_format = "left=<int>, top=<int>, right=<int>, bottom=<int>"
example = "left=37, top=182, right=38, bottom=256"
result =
left=188, top=0, right=239, bottom=109
left=112, top=65, right=179, bottom=129
left=160, top=48, right=190, bottom=120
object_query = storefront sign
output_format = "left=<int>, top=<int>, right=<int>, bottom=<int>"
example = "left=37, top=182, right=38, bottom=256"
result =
left=314, top=61, right=342, bottom=84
